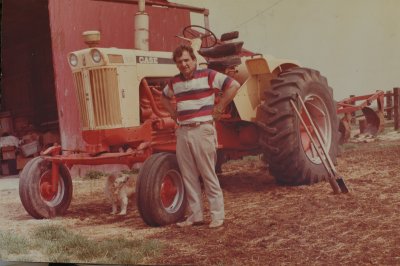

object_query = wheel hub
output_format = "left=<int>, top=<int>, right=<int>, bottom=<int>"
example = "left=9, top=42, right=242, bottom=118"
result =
left=160, top=175, right=178, bottom=208
left=39, top=170, right=64, bottom=207
left=39, top=171, right=57, bottom=201
left=299, top=95, right=331, bottom=164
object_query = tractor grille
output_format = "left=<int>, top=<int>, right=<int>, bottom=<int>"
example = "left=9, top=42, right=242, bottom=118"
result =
left=89, top=68, right=122, bottom=128
left=72, top=72, right=90, bottom=128
left=72, top=68, right=122, bottom=129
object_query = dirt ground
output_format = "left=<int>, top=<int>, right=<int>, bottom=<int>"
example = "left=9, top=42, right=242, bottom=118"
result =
left=1, top=129, right=400, bottom=265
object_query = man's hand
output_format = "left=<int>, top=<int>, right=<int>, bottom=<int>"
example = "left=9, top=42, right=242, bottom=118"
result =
left=213, top=79, right=240, bottom=120
left=212, top=105, right=224, bottom=120
left=170, top=110, right=178, bottom=123
left=161, top=94, right=178, bottom=123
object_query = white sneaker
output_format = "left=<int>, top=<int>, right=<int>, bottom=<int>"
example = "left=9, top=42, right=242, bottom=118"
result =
left=209, top=220, right=224, bottom=228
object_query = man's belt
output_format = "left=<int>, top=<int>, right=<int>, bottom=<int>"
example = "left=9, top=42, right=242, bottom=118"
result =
left=179, top=120, right=214, bottom=128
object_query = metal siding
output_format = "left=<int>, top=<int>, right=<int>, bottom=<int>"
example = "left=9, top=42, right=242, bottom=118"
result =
left=48, top=0, right=190, bottom=149
left=148, top=6, right=192, bottom=52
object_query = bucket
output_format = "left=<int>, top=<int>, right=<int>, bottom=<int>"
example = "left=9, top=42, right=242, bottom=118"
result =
left=0, top=112, right=13, bottom=136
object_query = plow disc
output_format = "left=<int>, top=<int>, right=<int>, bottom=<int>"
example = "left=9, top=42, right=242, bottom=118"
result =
left=361, top=107, right=385, bottom=135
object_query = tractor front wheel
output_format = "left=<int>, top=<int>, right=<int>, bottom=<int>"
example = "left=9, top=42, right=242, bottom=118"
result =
left=258, top=67, right=339, bottom=185
left=19, top=157, right=73, bottom=219
left=136, top=153, right=186, bottom=226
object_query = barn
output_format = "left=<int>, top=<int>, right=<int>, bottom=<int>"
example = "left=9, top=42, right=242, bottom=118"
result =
left=1, top=0, right=207, bottom=156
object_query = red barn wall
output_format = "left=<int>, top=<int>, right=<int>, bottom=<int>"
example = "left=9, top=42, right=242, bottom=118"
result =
left=50, top=0, right=191, bottom=149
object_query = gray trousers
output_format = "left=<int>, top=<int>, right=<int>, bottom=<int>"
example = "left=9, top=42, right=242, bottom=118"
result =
left=176, top=123, right=225, bottom=222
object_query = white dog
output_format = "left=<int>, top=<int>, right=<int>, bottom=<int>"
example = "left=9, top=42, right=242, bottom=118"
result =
left=104, top=172, right=136, bottom=215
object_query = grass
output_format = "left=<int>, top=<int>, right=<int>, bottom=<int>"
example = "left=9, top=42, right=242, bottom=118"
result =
left=243, top=155, right=261, bottom=161
left=82, top=170, right=106, bottom=180
left=341, top=142, right=358, bottom=151
left=0, top=231, right=31, bottom=255
left=122, top=168, right=139, bottom=175
left=0, top=225, right=163, bottom=264
left=83, top=168, right=139, bottom=180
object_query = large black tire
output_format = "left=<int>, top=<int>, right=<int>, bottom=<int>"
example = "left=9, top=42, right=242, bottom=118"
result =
left=136, top=153, right=186, bottom=226
left=18, top=157, right=73, bottom=218
left=258, top=67, right=339, bottom=185
left=19, top=157, right=42, bottom=218
left=136, top=152, right=166, bottom=224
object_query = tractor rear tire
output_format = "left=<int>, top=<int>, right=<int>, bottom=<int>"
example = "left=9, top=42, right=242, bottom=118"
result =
left=136, top=153, right=186, bottom=226
left=258, top=67, right=339, bottom=185
left=19, top=157, right=73, bottom=218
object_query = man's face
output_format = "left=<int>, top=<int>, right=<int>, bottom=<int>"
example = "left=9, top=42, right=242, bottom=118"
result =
left=175, top=50, right=197, bottom=78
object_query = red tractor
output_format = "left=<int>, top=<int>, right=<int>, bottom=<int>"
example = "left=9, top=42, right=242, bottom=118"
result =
left=19, top=16, right=339, bottom=225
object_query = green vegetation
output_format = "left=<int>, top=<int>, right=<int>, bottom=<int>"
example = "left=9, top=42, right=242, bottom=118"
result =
left=243, top=155, right=260, bottom=161
left=83, top=168, right=139, bottom=180
left=0, top=225, right=163, bottom=264
left=122, top=168, right=139, bottom=175
left=0, top=231, right=31, bottom=255
left=82, top=170, right=106, bottom=180
left=341, top=142, right=358, bottom=151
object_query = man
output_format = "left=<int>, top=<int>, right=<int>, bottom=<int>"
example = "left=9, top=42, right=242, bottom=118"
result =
left=161, top=44, right=240, bottom=229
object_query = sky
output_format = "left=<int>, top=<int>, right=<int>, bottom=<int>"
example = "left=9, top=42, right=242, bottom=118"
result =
left=171, top=0, right=400, bottom=100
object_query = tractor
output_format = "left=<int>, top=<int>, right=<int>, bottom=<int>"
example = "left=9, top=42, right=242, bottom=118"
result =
left=19, top=4, right=339, bottom=226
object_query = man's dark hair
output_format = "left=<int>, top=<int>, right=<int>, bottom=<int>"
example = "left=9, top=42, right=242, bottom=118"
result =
left=172, top=44, right=196, bottom=62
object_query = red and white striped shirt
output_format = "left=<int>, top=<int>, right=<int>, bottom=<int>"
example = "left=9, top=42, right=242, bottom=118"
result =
left=163, top=68, right=239, bottom=124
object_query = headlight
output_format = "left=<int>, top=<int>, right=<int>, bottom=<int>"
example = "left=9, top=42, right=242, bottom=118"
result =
left=69, top=53, right=78, bottom=66
left=91, top=49, right=102, bottom=63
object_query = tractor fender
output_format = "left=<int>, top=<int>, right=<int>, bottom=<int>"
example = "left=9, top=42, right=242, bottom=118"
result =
left=233, top=55, right=300, bottom=122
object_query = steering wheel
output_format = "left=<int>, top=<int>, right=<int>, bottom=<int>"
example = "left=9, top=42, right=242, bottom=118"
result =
left=182, top=25, right=217, bottom=48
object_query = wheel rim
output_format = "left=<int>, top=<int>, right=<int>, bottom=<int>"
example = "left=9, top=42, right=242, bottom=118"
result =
left=39, top=170, right=65, bottom=207
left=299, top=94, right=332, bottom=164
left=160, top=169, right=184, bottom=213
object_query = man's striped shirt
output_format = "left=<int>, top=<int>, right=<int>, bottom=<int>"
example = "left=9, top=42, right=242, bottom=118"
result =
left=163, top=68, right=239, bottom=124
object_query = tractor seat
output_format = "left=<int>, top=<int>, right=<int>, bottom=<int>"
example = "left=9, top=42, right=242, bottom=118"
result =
left=207, top=55, right=242, bottom=70
left=199, top=41, right=243, bottom=58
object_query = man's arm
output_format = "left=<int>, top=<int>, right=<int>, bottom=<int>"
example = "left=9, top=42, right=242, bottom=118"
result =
left=213, top=80, right=240, bottom=120
left=161, top=94, right=177, bottom=122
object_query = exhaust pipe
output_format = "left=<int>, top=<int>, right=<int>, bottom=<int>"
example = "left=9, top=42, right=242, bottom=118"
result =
left=135, top=0, right=149, bottom=50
